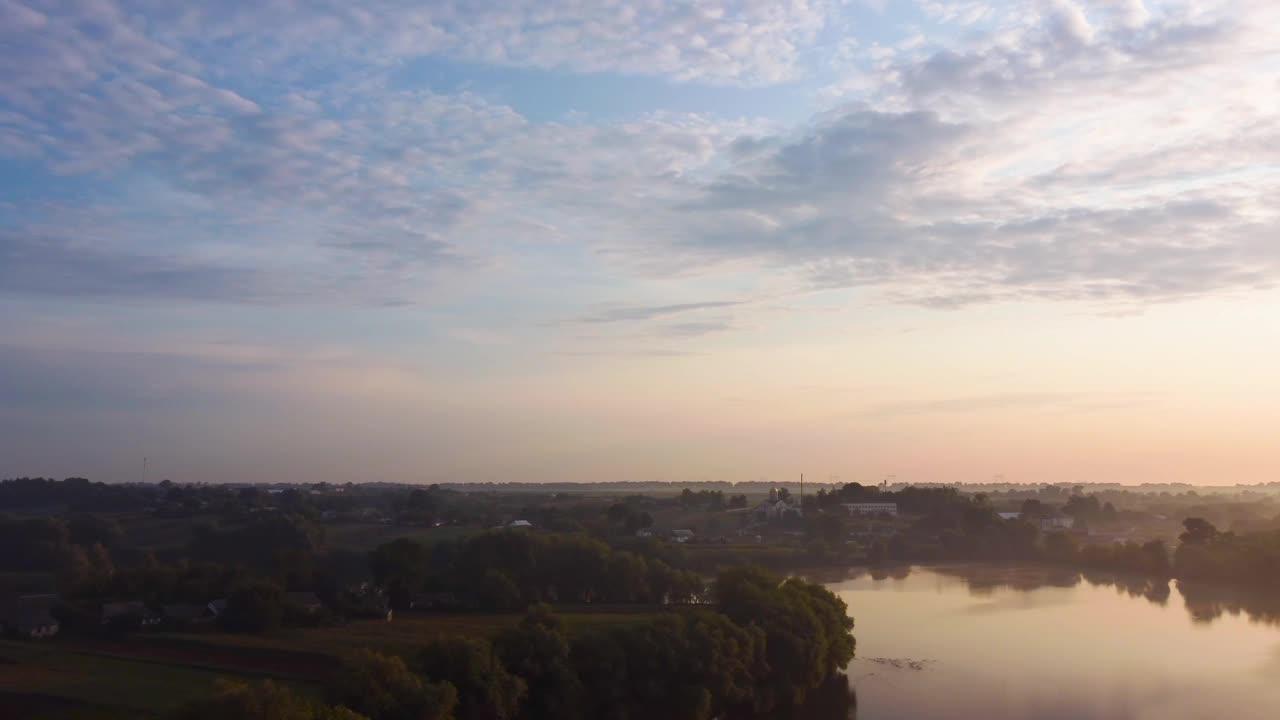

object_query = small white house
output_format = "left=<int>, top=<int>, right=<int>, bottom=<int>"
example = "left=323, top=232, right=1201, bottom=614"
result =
left=755, top=488, right=803, bottom=520
left=3, top=610, right=59, bottom=639
left=998, top=512, right=1022, bottom=521
left=1039, top=517, right=1076, bottom=531
left=671, top=529, right=695, bottom=543
left=508, top=519, right=533, bottom=529
left=844, top=502, right=898, bottom=517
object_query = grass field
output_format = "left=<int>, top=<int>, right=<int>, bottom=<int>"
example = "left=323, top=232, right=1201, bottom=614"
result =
left=0, top=608, right=669, bottom=719
left=155, top=609, right=664, bottom=658
left=0, top=638, right=291, bottom=717
left=322, top=522, right=475, bottom=551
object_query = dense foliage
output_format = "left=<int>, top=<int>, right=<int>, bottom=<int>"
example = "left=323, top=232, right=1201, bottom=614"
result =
left=318, top=566, right=853, bottom=720
left=1174, top=518, right=1280, bottom=586
left=372, top=530, right=706, bottom=611
left=170, top=680, right=370, bottom=720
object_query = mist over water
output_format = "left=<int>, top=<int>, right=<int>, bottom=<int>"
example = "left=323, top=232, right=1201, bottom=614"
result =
left=829, top=566, right=1280, bottom=720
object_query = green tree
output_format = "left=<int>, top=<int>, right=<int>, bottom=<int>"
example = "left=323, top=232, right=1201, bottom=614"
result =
left=369, top=538, right=429, bottom=607
left=476, top=569, right=524, bottom=612
left=332, top=650, right=457, bottom=720
left=494, top=606, right=583, bottom=720
left=170, top=680, right=368, bottom=720
left=415, top=637, right=526, bottom=720
left=713, top=566, right=855, bottom=710
left=220, top=579, right=285, bottom=633
left=1179, top=517, right=1219, bottom=545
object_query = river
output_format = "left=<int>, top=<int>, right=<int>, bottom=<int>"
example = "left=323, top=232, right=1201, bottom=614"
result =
left=823, top=564, right=1280, bottom=720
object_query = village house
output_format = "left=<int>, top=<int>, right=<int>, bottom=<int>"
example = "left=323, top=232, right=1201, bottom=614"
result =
left=755, top=487, right=803, bottom=521
left=0, top=594, right=60, bottom=639
left=161, top=603, right=214, bottom=627
left=1038, top=517, right=1076, bottom=531
left=285, top=591, right=324, bottom=614
left=843, top=502, right=899, bottom=517
left=101, top=600, right=161, bottom=628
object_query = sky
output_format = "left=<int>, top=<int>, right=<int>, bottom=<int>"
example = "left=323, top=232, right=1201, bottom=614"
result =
left=2, top=0, right=1278, bottom=486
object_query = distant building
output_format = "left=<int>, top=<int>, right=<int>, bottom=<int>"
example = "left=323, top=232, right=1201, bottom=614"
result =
left=161, top=604, right=213, bottom=626
left=101, top=600, right=160, bottom=628
left=844, top=502, right=898, bottom=517
left=671, top=529, right=695, bottom=543
left=1, top=608, right=59, bottom=639
left=635, top=528, right=654, bottom=538
left=1039, top=517, right=1076, bottom=531
left=998, top=512, right=1022, bottom=521
left=286, top=592, right=324, bottom=614
left=0, top=594, right=60, bottom=639
left=508, top=519, right=533, bottom=529
left=756, top=487, right=804, bottom=521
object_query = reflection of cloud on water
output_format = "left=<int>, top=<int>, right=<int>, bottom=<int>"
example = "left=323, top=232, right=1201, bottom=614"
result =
left=1258, top=643, right=1280, bottom=677
left=960, top=591, right=1076, bottom=615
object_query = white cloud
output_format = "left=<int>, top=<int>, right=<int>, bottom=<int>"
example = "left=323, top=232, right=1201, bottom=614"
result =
left=1, top=0, right=1277, bottom=314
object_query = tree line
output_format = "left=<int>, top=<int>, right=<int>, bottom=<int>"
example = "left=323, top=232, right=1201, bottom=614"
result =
left=170, top=566, right=856, bottom=720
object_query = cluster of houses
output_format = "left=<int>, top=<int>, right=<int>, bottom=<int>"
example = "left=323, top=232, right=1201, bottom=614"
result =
left=635, top=527, right=696, bottom=543
left=997, top=512, right=1077, bottom=532
left=99, top=591, right=329, bottom=629
left=0, top=593, right=60, bottom=639
left=0, top=589, right=373, bottom=640
left=843, top=502, right=899, bottom=517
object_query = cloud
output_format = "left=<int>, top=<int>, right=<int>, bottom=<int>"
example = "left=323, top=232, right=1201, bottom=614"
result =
left=870, top=391, right=1157, bottom=418
left=0, top=230, right=273, bottom=302
left=651, top=0, right=1280, bottom=307
left=2, top=0, right=1278, bottom=314
left=45, top=0, right=833, bottom=87
left=575, top=300, right=745, bottom=324
left=655, top=320, right=740, bottom=337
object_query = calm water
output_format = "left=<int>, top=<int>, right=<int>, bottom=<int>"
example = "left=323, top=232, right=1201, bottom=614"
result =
left=824, top=565, right=1280, bottom=720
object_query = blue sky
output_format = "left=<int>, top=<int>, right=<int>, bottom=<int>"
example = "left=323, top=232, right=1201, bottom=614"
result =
left=3, top=0, right=1279, bottom=485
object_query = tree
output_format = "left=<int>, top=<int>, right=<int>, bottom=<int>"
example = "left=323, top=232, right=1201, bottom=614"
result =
left=332, top=650, right=457, bottom=720
left=1179, top=518, right=1219, bottom=545
left=494, top=606, right=583, bottom=720
left=369, top=538, right=429, bottom=607
left=220, top=579, right=285, bottom=633
left=809, top=513, right=847, bottom=545
left=170, top=680, right=368, bottom=720
left=713, top=566, right=855, bottom=710
left=1019, top=499, right=1048, bottom=519
left=477, top=570, right=524, bottom=612
left=1043, top=531, right=1079, bottom=563
left=414, top=637, right=525, bottom=720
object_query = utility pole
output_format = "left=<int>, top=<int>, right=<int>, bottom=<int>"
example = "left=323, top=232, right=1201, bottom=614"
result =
left=142, top=456, right=148, bottom=484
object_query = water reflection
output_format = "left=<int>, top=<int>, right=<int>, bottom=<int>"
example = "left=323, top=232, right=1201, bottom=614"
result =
left=827, top=565, right=1280, bottom=720
left=814, top=564, right=1280, bottom=626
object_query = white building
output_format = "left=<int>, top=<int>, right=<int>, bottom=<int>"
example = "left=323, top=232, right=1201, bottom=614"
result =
left=755, top=487, right=803, bottom=520
left=998, top=512, right=1022, bottom=521
left=844, top=502, right=898, bottom=517
left=1038, top=517, right=1075, bottom=531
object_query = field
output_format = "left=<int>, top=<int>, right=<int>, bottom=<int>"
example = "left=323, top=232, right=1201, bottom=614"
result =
left=0, top=608, right=664, bottom=719
left=322, top=522, right=475, bottom=551
left=0, top=638, right=289, bottom=719
left=155, top=608, right=665, bottom=658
